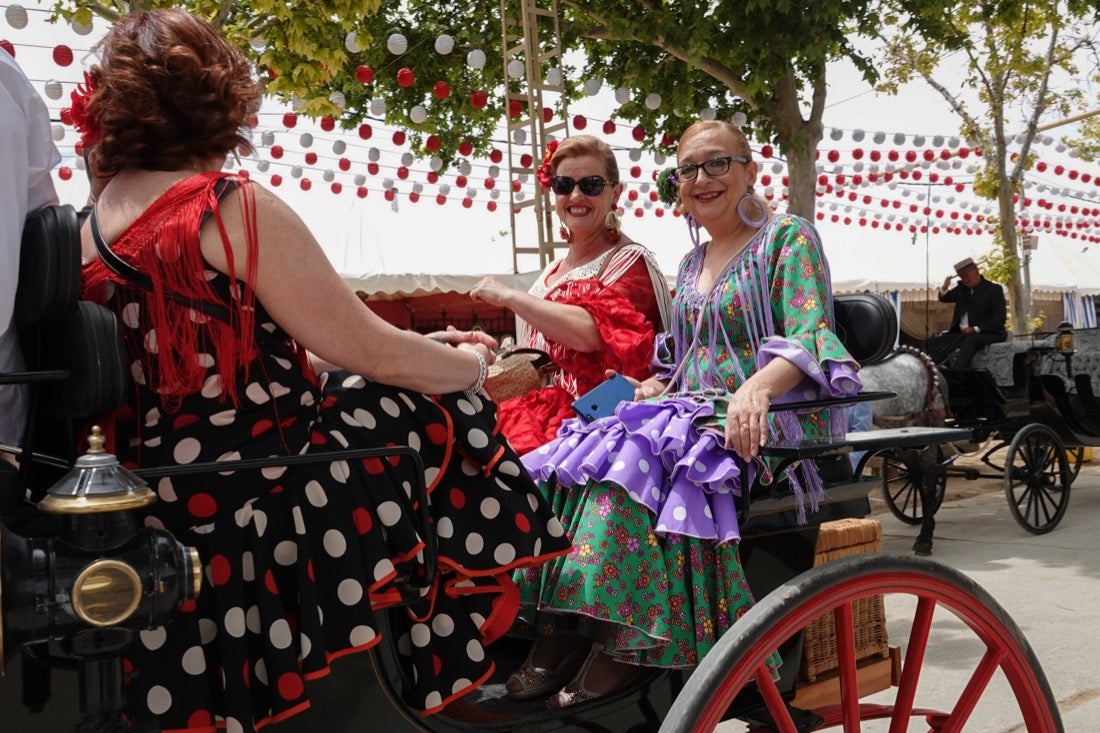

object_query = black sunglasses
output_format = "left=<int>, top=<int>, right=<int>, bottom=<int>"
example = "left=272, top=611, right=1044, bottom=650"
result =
left=551, top=175, right=615, bottom=196
left=675, top=155, right=749, bottom=183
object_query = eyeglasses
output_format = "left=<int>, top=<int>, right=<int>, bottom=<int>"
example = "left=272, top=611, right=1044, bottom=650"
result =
left=675, top=155, right=749, bottom=183
left=551, top=175, right=614, bottom=196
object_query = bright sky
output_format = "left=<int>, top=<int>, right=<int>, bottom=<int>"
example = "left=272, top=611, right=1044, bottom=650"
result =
left=6, top=5, right=1100, bottom=296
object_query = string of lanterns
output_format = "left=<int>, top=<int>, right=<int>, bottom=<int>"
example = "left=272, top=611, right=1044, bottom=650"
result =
left=5, top=4, right=1100, bottom=242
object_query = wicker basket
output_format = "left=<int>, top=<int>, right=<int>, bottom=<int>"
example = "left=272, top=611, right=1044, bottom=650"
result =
left=799, top=518, right=890, bottom=682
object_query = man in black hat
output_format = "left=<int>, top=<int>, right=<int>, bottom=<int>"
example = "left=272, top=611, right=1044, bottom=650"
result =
left=929, top=257, right=1008, bottom=368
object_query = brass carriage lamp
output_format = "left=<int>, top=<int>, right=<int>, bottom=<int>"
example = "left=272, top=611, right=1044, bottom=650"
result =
left=1056, top=321, right=1076, bottom=379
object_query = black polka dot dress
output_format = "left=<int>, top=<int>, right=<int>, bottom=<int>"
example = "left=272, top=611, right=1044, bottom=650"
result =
left=81, top=177, right=570, bottom=732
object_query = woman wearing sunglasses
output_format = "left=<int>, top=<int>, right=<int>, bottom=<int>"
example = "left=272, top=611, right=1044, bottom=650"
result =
left=508, top=120, right=861, bottom=708
left=471, top=134, right=671, bottom=456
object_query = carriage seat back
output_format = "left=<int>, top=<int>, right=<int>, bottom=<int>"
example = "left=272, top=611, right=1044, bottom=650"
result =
left=832, top=292, right=898, bottom=367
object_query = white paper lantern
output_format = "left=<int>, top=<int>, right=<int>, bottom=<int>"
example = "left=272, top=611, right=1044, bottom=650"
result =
left=628, top=148, right=642, bottom=161
left=75, top=157, right=86, bottom=171
left=644, top=93, right=661, bottom=110
left=506, top=60, right=525, bottom=79
left=948, top=136, right=960, bottom=148
left=329, top=91, right=346, bottom=109
left=468, top=188, right=479, bottom=199
left=932, top=135, right=945, bottom=148
left=370, top=98, right=386, bottom=117
left=409, top=105, right=427, bottom=124
left=260, top=130, right=275, bottom=146
left=467, top=49, right=486, bottom=70
left=653, top=152, right=666, bottom=165
left=873, top=131, right=886, bottom=144
left=614, top=87, right=631, bottom=104
left=516, top=191, right=526, bottom=202
left=583, top=78, right=602, bottom=96
left=71, top=17, right=93, bottom=35
left=439, top=183, right=451, bottom=195
left=299, top=132, right=314, bottom=147
left=250, top=36, right=266, bottom=52
left=401, top=152, right=414, bottom=167
left=257, top=160, right=270, bottom=172
left=512, top=128, right=527, bottom=145
left=434, top=34, right=454, bottom=55
left=323, top=170, right=335, bottom=182
left=430, top=156, right=444, bottom=171
left=291, top=95, right=306, bottom=111
left=382, top=178, right=395, bottom=189
left=412, top=182, right=424, bottom=194
left=458, top=161, right=472, bottom=176
left=490, top=189, right=500, bottom=200
left=545, top=68, right=562, bottom=87
left=829, top=128, right=843, bottom=141
left=290, top=166, right=303, bottom=179
left=353, top=174, right=366, bottom=185
left=488, top=165, right=500, bottom=178
left=387, top=33, right=407, bottom=55
left=700, top=107, right=717, bottom=121
left=893, top=132, right=906, bottom=145
left=43, top=79, right=63, bottom=100
left=771, top=162, right=784, bottom=175
left=731, top=111, right=747, bottom=128
left=332, top=140, right=346, bottom=155
left=368, top=147, right=381, bottom=162
left=5, top=5, right=28, bottom=29
left=851, top=129, right=865, bottom=142
left=224, top=158, right=235, bottom=170
left=913, top=134, right=926, bottom=146
left=517, top=173, right=528, bottom=183
left=50, top=123, right=65, bottom=142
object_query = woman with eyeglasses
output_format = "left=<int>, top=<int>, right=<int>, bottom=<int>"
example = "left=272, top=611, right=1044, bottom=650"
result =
left=507, top=120, right=861, bottom=708
left=470, top=134, right=671, bottom=455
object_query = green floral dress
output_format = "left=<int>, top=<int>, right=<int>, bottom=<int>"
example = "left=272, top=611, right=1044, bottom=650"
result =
left=519, top=214, right=861, bottom=669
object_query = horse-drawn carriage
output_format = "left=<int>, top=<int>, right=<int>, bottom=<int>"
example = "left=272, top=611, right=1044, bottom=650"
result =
left=0, top=206, right=1063, bottom=731
left=865, top=327, right=1100, bottom=539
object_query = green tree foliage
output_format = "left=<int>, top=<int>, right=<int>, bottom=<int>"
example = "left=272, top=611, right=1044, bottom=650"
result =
left=875, top=0, right=1099, bottom=334
left=51, top=0, right=884, bottom=220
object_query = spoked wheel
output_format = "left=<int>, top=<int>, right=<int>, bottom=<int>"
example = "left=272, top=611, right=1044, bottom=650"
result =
left=1004, top=424, right=1071, bottom=534
left=660, top=554, right=1062, bottom=733
left=877, top=447, right=947, bottom=525
left=1065, top=445, right=1085, bottom=484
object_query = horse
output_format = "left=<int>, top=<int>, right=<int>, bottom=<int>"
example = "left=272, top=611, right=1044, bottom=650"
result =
left=857, top=344, right=954, bottom=555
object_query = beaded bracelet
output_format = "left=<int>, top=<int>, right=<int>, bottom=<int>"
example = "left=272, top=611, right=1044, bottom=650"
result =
left=465, top=350, right=488, bottom=397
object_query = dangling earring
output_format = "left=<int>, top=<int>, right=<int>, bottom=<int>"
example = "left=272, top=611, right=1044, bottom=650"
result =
left=559, top=222, right=574, bottom=243
left=737, top=186, right=769, bottom=228
left=604, top=209, right=621, bottom=243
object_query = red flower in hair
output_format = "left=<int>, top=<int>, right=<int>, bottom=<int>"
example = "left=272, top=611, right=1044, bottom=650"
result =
left=535, top=139, right=559, bottom=190
left=66, top=71, right=100, bottom=148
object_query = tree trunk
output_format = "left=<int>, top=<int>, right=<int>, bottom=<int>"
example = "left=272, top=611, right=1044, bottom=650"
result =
left=997, top=181, right=1027, bottom=335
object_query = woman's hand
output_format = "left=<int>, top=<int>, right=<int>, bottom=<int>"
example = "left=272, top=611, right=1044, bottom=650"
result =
left=607, top=371, right=666, bottom=401
left=470, top=276, right=514, bottom=307
left=425, top=325, right=499, bottom=352
left=723, top=380, right=772, bottom=459
left=456, top=340, right=496, bottom=366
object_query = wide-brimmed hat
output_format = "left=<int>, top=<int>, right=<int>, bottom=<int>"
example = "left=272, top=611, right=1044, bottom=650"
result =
left=954, top=257, right=978, bottom=274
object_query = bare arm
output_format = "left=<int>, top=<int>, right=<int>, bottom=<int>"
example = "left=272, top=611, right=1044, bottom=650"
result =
left=202, top=184, right=490, bottom=395
left=470, top=275, right=602, bottom=352
left=723, top=357, right=804, bottom=459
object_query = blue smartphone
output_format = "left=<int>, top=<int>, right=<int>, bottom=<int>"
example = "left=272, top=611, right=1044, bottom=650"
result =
left=572, top=373, right=636, bottom=422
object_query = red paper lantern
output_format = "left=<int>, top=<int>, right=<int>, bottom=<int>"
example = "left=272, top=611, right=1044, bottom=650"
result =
left=427, top=171, right=439, bottom=183
left=282, top=112, right=297, bottom=128
left=602, top=120, right=616, bottom=135
left=358, top=124, right=372, bottom=140
left=384, top=189, right=395, bottom=202
left=487, top=201, right=497, bottom=212
left=409, top=192, right=420, bottom=203
left=519, top=153, right=533, bottom=168
left=661, top=133, right=675, bottom=147
left=0, top=40, right=14, bottom=57
left=433, top=81, right=451, bottom=99
left=631, top=125, right=646, bottom=142
left=458, top=141, right=473, bottom=156
left=426, top=135, right=441, bottom=152
left=511, top=179, right=521, bottom=193
left=331, top=182, right=342, bottom=194
left=304, top=152, right=317, bottom=165
left=393, top=130, right=406, bottom=146
left=52, top=45, right=73, bottom=66
left=627, top=190, right=639, bottom=201
left=851, top=148, right=864, bottom=160
left=471, top=90, right=488, bottom=109
left=396, top=68, right=416, bottom=87
left=463, top=198, right=473, bottom=209
left=923, top=149, right=935, bottom=161
left=270, top=145, right=284, bottom=159
left=573, top=115, right=587, bottom=130
left=246, top=114, right=259, bottom=128
left=484, top=177, right=495, bottom=189
left=271, top=174, right=283, bottom=186
left=761, top=145, right=774, bottom=159
left=634, top=208, right=643, bottom=218
left=338, top=158, right=351, bottom=171
left=368, top=162, right=379, bottom=175
left=320, top=116, right=335, bottom=132
left=397, top=166, right=409, bottom=180
left=357, top=187, right=368, bottom=198
left=655, top=209, right=664, bottom=217
left=489, top=149, right=503, bottom=163
left=455, top=175, right=468, bottom=188
left=356, top=65, right=374, bottom=84
left=508, top=100, right=522, bottom=118
left=543, top=107, right=554, bottom=123
left=300, top=179, right=311, bottom=191
left=57, top=166, right=72, bottom=181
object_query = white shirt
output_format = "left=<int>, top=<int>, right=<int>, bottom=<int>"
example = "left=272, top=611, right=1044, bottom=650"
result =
left=0, top=52, right=61, bottom=445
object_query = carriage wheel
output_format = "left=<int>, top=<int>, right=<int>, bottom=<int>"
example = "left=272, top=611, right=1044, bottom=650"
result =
left=1004, top=424, right=1071, bottom=535
left=659, top=554, right=1061, bottom=733
left=1065, top=446, right=1084, bottom=484
left=877, top=448, right=947, bottom=525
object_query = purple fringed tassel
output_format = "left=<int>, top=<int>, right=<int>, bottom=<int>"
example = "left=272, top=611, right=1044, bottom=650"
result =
left=774, top=409, right=826, bottom=524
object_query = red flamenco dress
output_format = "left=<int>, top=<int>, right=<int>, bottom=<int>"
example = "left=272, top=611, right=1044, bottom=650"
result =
left=81, top=172, right=570, bottom=733
left=496, top=243, right=670, bottom=455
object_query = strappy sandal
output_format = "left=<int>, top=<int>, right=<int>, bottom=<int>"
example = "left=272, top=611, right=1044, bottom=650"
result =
left=505, top=642, right=587, bottom=701
left=547, top=642, right=645, bottom=710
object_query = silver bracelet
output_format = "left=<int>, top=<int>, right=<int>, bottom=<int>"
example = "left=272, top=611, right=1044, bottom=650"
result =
left=465, top=350, right=488, bottom=397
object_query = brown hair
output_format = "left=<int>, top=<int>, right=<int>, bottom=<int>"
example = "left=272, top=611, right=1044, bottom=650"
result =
left=551, top=134, right=620, bottom=183
left=678, top=120, right=754, bottom=161
left=85, top=9, right=260, bottom=175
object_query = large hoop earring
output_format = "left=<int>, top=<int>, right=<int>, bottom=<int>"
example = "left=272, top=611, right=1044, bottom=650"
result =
left=737, top=187, right=769, bottom=228
left=604, top=209, right=622, bottom=243
left=559, top=223, right=574, bottom=243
